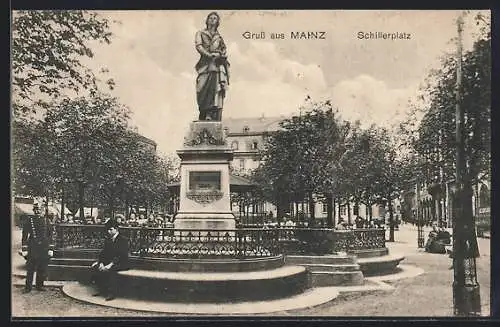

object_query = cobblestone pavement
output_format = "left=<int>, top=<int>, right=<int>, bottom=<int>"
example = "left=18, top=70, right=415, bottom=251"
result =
left=11, top=225, right=491, bottom=318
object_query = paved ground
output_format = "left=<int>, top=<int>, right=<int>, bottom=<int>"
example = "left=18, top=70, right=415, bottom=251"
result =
left=11, top=225, right=491, bottom=317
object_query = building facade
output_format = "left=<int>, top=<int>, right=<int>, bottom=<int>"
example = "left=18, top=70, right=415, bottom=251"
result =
left=223, top=116, right=283, bottom=175
left=222, top=116, right=398, bottom=225
left=131, top=131, right=157, bottom=153
left=401, top=177, right=491, bottom=232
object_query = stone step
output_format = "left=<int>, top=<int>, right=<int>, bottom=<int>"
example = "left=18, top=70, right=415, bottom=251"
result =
left=349, top=248, right=389, bottom=258
left=62, top=282, right=340, bottom=315
left=48, top=264, right=90, bottom=281
left=51, top=258, right=95, bottom=266
left=118, top=265, right=305, bottom=281
left=114, top=265, right=310, bottom=302
left=286, top=254, right=358, bottom=265
left=52, top=252, right=286, bottom=273
left=310, top=271, right=364, bottom=287
left=357, top=253, right=405, bottom=276
left=300, top=263, right=360, bottom=272
left=54, top=249, right=99, bottom=260
left=49, top=264, right=310, bottom=302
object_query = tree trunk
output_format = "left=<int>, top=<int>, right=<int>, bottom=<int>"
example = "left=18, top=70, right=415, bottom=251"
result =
left=277, top=197, right=285, bottom=220
left=338, top=199, right=342, bottom=222
left=309, top=192, right=315, bottom=220
left=347, top=202, right=351, bottom=225
left=431, top=194, right=437, bottom=223
left=60, top=188, right=65, bottom=221
left=109, top=190, right=115, bottom=220
left=326, top=193, right=333, bottom=227
left=125, top=198, right=129, bottom=218
left=332, top=197, right=336, bottom=226
left=78, top=182, right=85, bottom=220
left=388, top=193, right=395, bottom=242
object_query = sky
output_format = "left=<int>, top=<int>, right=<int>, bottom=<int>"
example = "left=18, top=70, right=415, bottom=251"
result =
left=80, top=10, right=488, bottom=156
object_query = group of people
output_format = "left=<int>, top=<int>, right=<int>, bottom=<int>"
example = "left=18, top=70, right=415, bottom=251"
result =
left=56, top=213, right=176, bottom=229
left=424, top=222, right=452, bottom=254
left=20, top=203, right=130, bottom=301
left=115, top=214, right=174, bottom=228
left=335, top=217, right=384, bottom=230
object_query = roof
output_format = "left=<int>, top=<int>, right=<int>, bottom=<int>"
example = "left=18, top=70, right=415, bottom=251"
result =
left=13, top=202, right=69, bottom=216
left=129, top=131, right=157, bottom=147
left=222, top=116, right=285, bottom=135
left=14, top=203, right=34, bottom=215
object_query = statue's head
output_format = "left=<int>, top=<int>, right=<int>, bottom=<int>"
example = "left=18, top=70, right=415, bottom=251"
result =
left=205, top=12, right=220, bottom=29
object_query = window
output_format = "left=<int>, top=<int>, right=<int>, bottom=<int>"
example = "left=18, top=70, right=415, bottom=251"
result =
left=251, top=141, right=259, bottom=150
left=340, top=206, right=346, bottom=215
left=243, top=126, right=249, bottom=133
left=479, top=184, right=490, bottom=207
left=239, top=159, right=245, bottom=170
left=353, top=204, right=359, bottom=216
left=231, top=141, right=239, bottom=150
left=322, top=203, right=328, bottom=213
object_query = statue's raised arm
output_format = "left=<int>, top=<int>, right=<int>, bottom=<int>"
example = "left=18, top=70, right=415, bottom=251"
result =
left=194, top=12, right=230, bottom=121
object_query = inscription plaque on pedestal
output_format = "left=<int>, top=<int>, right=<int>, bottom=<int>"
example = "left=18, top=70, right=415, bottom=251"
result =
left=189, top=171, right=221, bottom=191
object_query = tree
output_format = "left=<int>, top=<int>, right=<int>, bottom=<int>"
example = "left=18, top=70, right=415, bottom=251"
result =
left=376, top=131, right=414, bottom=241
left=12, top=119, right=59, bottom=201
left=12, top=10, right=115, bottom=117
left=414, top=14, right=490, bottom=187
left=338, top=125, right=384, bottom=221
left=12, top=93, right=131, bottom=219
left=395, top=13, right=490, bottom=257
left=254, top=99, right=350, bottom=224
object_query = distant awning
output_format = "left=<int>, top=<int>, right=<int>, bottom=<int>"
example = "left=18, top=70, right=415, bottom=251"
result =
left=13, top=203, right=34, bottom=216
left=167, top=174, right=256, bottom=193
left=13, top=203, right=68, bottom=217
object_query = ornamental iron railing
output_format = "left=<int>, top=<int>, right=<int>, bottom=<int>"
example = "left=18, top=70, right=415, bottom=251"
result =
left=53, top=224, right=385, bottom=258
left=276, top=227, right=386, bottom=255
left=54, top=224, right=281, bottom=258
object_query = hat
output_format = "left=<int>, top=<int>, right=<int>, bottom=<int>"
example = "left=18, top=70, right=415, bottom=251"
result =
left=104, top=219, right=119, bottom=229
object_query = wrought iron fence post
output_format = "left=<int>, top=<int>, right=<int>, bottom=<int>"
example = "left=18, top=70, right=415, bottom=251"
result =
left=55, top=223, right=64, bottom=249
left=139, top=226, right=146, bottom=257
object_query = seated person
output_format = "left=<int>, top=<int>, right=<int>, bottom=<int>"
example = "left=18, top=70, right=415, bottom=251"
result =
left=436, top=228, right=451, bottom=244
left=355, top=216, right=365, bottom=229
left=425, top=223, right=450, bottom=254
left=89, top=219, right=129, bottom=301
left=335, top=220, right=347, bottom=230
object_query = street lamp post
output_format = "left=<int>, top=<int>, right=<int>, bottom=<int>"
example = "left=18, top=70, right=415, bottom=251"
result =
left=452, top=13, right=481, bottom=316
left=414, top=156, right=425, bottom=248
left=416, top=176, right=425, bottom=248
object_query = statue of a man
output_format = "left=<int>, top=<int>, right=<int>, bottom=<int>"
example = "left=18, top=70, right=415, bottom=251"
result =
left=195, top=12, right=230, bottom=121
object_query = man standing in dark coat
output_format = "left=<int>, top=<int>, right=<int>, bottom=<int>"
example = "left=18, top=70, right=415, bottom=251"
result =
left=89, top=219, right=129, bottom=301
left=21, top=203, right=54, bottom=293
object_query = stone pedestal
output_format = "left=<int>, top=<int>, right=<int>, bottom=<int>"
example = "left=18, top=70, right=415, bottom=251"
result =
left=174, top=121, right=236, bottom=231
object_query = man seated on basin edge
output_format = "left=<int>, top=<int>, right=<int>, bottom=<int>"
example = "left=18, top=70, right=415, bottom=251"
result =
left=89, top=219, right=130, bottom=301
